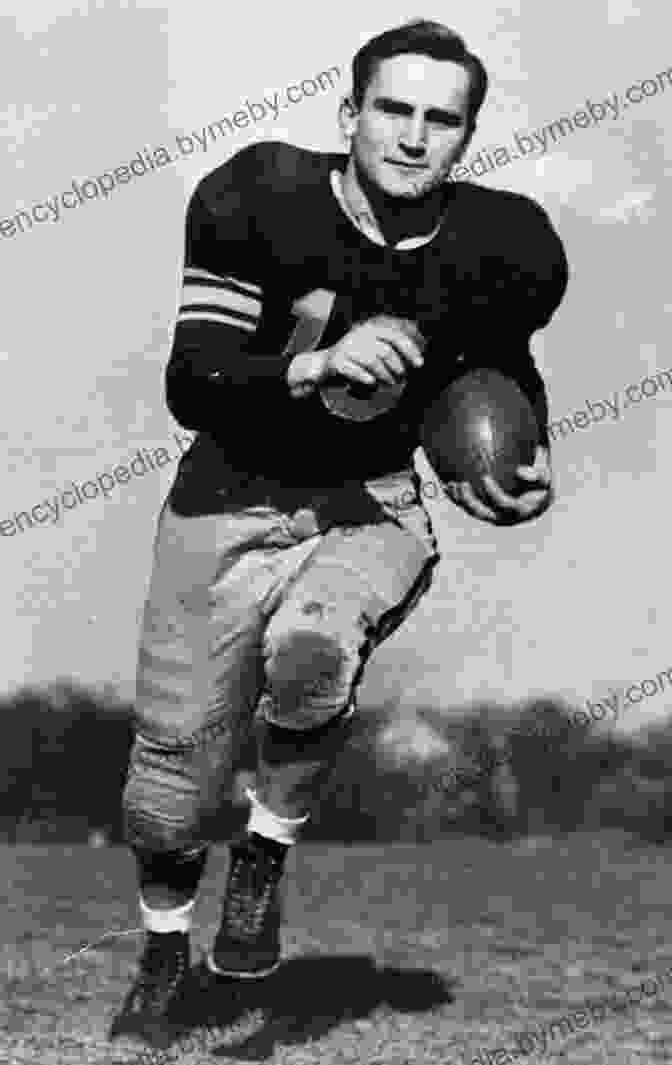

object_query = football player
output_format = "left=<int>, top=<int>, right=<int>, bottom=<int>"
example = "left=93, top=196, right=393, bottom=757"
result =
left=112, top=17, right=568, bottom=1043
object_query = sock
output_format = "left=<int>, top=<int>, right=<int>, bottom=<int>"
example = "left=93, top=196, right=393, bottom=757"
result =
left=139, top=895, right=196, bottom=933
left=245, top=787, right=310, bottom=847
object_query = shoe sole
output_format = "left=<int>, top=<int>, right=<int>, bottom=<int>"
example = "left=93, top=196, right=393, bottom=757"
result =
left=205, top=950, right=281, bottom=980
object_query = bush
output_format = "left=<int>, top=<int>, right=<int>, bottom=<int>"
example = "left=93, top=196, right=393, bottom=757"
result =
left=0, top=681, right=133, bottom=843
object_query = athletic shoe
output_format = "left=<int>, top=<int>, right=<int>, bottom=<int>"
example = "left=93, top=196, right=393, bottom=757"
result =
left=110, top=929, right=191, bottom=1044
left=206, top=832, right=288, bottom=979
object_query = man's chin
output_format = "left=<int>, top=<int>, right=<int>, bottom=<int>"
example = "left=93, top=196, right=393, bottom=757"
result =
left=395, top=183, right=428, bottom=199
left=378, top=171, right=435, bottom=199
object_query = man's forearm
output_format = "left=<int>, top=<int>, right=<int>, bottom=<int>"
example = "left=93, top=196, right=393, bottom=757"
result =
left=165, top=321, right=303, bottom=431
left=512, top=361, right=550, bottom=449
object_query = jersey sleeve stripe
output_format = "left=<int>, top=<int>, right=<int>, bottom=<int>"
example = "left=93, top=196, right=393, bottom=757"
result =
left=179, top=267, right=263, bottom=334
left=178, top=260, right=263, bottom=332
left=184, top=267, right=262, bottom=299
left=177, top=305, right=258, bottom=331
left=180, top=283, right=261, bottom=318
left=179, top=301, right=258, bottom=323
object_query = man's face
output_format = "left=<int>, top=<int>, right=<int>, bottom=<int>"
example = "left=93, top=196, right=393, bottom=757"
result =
left=343, top=53, right=474, bottom=199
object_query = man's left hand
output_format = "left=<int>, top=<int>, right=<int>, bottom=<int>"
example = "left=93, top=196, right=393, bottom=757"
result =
left=445, top=445, right=553, bottom=525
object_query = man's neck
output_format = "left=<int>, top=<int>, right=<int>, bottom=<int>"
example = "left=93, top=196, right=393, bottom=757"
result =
left=341, top=156, right=447, bottom=248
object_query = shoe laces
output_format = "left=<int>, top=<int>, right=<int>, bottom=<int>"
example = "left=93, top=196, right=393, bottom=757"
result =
left=224, top=842, right=284, bottom=938
left=134, top=933, right=188, bottom=1003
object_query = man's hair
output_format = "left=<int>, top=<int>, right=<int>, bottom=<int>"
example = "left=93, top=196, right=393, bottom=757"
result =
left=351, top=19, right=488, bottom=130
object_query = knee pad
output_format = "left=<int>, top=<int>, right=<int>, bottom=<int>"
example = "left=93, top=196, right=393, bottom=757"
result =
left=262, top=629, right=358, bottom=725
left=264, top=629, right=346, bottom=692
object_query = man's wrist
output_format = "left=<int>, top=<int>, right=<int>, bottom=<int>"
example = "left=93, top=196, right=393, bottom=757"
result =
left=287, top=350, right=328, bottom=394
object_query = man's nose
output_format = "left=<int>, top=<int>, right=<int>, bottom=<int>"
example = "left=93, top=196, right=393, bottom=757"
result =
left=399, top=122, right=427, bottom=157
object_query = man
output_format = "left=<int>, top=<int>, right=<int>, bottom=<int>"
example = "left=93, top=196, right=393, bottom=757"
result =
left=113, top=18, right=568, bottom=1042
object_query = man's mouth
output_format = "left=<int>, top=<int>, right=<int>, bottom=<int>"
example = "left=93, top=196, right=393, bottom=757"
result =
left=385, top=159, right=428, bottom=171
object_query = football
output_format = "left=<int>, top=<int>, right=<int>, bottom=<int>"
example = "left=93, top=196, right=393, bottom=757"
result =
left=419, top=368, right=541, bottom=500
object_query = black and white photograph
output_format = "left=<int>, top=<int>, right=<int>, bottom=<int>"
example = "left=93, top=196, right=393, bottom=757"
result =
left=1, top=3, right=671, bottom=1062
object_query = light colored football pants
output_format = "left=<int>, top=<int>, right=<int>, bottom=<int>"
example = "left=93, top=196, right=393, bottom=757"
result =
left=122, top=468, right=439, bottom=855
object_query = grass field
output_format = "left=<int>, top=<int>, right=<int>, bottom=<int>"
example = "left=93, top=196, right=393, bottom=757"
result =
left=2, top=831, right=672, bottom=1064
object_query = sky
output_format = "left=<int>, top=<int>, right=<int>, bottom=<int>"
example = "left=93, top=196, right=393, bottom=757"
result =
left=1, top=0, right=671, bottom=740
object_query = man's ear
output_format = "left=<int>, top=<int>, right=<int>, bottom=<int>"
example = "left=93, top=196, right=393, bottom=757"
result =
left=338, top=95, right=359, bottom=141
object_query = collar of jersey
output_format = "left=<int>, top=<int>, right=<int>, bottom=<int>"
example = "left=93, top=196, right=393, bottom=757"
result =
left=329, top=169, right=443, bottom=250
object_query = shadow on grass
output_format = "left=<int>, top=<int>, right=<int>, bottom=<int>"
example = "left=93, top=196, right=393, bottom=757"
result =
left=167, top=954, right=455, bottom=1060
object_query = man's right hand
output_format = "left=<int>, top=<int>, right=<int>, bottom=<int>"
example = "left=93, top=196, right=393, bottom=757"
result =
left=287, top=316, right=424, bottom=399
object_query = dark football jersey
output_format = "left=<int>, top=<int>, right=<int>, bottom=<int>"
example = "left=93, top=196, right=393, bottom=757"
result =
left=165, top=140, right=568, bottom=515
